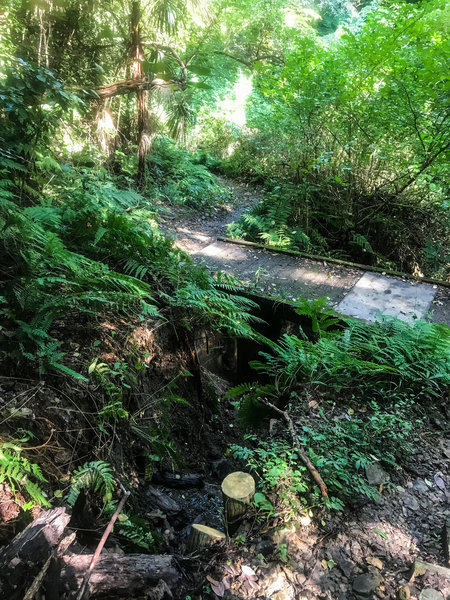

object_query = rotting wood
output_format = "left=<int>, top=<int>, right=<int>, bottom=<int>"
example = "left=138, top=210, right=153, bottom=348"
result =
left=186, top=524, right=226, bottom=553
left=60, top=554, right=180, bottom=597
left=259, top=398, right=328, bottom=498
left=0, top=507, right=71, bottom=600
left=221, top=471, right=255, bottom=535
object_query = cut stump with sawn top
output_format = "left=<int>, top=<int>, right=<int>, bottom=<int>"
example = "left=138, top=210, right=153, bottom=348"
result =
left=221, top=471, right=255, bottom=535
left=186, top=524, right=226, bottom=552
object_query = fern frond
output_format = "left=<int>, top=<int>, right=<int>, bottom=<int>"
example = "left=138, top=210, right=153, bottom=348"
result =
left=67, top=460, right=115, bottom=506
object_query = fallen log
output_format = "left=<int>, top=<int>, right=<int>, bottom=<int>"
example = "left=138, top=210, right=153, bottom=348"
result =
left=0, top=507, right=70, bottom=600
left=147, top=486, right=182, bottom=517
left=75, top=484, right=130, bottom=600
left=60, top=553, right=180, bottom=598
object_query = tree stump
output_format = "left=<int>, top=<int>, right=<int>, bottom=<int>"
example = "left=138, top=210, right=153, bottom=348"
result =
left=221, top=471, right=255, bottom=535
left=186, top=524, right=226, bottom=553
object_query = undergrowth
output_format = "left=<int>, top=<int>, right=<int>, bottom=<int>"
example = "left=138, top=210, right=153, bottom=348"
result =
left=228, top=299, right=450, bottom=510
left=0, top=163, right=258, bottom=378
left=145, top=137, right=232, bottom=211
left=0, top=438, right=50, bottom=510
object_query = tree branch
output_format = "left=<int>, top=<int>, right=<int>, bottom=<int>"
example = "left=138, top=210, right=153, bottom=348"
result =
left=95, top=77, right=176, bottom=98
left=215, top=51, right=284, bottom=68
left=259, top=397, right=328, bottom=498
left=141, top=42, right=188, bottom=83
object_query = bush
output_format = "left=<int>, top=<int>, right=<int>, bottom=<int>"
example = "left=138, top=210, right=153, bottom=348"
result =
left=146, top=137, right=232, bottom=210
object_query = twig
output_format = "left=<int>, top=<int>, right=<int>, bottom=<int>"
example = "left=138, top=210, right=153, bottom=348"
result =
left=22, top=428, right=54, bottom=451
left=75, top=482, right=130, bottom=600
left=259, top=397, right=328, bottom=498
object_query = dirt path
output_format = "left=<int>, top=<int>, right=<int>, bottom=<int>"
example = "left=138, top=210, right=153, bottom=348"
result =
left=163, top=178, right=449, bottom=325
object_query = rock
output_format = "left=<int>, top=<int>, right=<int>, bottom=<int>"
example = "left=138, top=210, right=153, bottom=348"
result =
left=402, top=493, right=420, bottom=511
left=397, top=585, right=410, bottom=600
left=366, top=556, right=383, bottom=570
left=366, top=463, right=389, bottom=486
left=338, top=557, right=355, bottom=578
left=270, top=524, right=297, bottom=546
left=418, top=590, right=444, bottom=600
left=352, top=571, right=382, bottom=598
left=412, top=479, right=429, bottom=494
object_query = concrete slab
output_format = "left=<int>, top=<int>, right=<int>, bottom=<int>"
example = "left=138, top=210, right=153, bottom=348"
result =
left=337, top=272, right=437, bottom=323
left=195, top=242, right=361, bottom=305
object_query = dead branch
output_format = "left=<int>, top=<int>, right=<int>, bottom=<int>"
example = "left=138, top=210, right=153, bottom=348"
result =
left=259, top=397, right=328, bottom=498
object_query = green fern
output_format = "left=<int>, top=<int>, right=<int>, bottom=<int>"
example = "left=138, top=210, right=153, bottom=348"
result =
left=118, top=516, right=155, bottom=551
left=0, top=443, right=50, bottom=508
left=67, top=460, right=115, bottom=506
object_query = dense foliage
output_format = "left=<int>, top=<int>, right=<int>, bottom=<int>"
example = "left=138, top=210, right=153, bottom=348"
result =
left=222, top=1, right=449, bottom=277
left=229, top=303, right=450, bottom=508
left=0, top=0, right=448, bottom=543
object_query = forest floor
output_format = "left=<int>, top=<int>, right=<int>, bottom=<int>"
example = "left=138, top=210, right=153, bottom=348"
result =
left=1, top=180, right=449, bottom=600
left=162, top=177, right=450, bottom=326
left=168, top=416, right=450, bottom=600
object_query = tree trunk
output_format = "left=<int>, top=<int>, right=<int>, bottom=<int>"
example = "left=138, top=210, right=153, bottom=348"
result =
left=186, top=524, right=226, bottom=553
left=60, top=553, right=180, bottom=597
left=221, top=471, right=255, bottom=535
left=130, top=0, right=150, bottom=188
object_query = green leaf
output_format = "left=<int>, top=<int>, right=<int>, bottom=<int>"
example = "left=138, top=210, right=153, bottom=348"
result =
left=189, top=81, right=212, bottom=90
left=253, top=491, right=266, bottom=505
left=187, top=65, right=211, bottom=76
left=372, top=528, right=387, bottom=539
